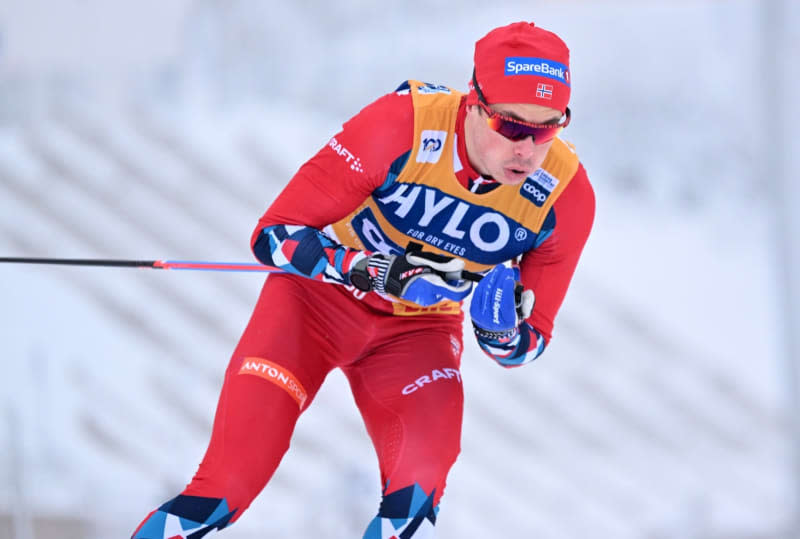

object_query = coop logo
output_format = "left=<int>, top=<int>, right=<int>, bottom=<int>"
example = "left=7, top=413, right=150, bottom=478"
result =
left=521, top=169, right=559, bottom=207
left=521, top=180, right=548, bottom=207
left=401, top=367, right=462, bottom=396
left=416, top=130, right=447, bottom=164
left=505, top=57, right=571, bottom=86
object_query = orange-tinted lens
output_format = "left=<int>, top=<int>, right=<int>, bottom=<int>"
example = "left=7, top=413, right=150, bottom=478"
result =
left=486, top=115, right=562, bottom=143
left=480, top=102, right=570, bottom=144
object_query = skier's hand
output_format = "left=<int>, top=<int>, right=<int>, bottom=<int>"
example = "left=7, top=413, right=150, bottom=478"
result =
left=470, top=264, right=534, bottom=336
left=353, top=250, right=472, bottom=306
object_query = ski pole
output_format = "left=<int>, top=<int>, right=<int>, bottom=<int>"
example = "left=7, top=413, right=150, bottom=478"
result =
left=0, top=257, right=277, bottom=272
left=0, top=256, right=486, bottom=281
left=0, top=255, right=527, bottom=308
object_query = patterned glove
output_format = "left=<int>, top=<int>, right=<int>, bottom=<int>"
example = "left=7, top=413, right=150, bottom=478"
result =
left=349, top=250, right=472, bottom=307
left=469, top=264, right=534, bottom=339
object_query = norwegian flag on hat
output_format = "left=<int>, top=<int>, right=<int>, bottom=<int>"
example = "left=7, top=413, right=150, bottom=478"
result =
left=536, top=83, right=553, bottom=99
left=467, top=22, right=571, bottom=113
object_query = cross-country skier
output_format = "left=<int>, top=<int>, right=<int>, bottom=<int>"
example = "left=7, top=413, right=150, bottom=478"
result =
left=132, top=20, right=595, bottom=539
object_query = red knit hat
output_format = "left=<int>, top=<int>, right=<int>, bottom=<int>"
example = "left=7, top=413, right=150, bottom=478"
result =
left=467, top=22, right=571, bottom=113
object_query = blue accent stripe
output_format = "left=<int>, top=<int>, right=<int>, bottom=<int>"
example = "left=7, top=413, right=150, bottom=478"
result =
left=134, top=510, right=167, bottom=539
left=378, top=150, right=411, bottom=193
left=534, top=208, right=556, bottom=248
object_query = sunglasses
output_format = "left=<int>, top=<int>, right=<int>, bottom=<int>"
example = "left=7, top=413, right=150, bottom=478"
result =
left=472, top=70, right=570, bottom=144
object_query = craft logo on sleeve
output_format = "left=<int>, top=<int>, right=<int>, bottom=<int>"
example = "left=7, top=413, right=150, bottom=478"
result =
left=328, top=136, right=364, bottom=173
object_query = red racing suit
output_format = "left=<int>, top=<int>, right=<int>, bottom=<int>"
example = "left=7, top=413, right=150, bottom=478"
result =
left=131, top=80, right=594, bottom=539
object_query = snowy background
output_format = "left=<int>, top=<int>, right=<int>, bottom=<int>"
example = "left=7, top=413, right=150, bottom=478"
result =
left=0, top=1, right=799, bottom=538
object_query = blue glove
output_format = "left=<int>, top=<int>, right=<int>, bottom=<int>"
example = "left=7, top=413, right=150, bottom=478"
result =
left=470, top=265, right=534, bottom=336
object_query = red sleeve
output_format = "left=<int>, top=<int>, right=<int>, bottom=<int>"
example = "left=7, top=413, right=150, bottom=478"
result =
left=252, top=90, right=414, bottom=243
left=520, top=163, right=595, bottom=343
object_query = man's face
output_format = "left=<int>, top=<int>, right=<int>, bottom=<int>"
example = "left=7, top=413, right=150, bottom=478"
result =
left=464, top=102, right=563, bottom=185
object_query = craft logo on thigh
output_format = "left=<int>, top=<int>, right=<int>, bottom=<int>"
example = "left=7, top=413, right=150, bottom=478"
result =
left=401, top=367, right=462, bottom=396
left=239, top=357, right=308, bottom=409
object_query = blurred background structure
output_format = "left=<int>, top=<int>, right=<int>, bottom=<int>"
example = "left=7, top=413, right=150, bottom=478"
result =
left=0, top=0, right=798, bottom=537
